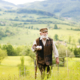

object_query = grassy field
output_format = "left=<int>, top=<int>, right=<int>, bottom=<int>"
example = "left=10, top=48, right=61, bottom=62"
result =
left=0, top=27, right=80, bottom=47
left=0, top=10, right=80, bottom=46
left=0, top=56, right=80, bottom=80
left=0, top=7, right=80, bottom=80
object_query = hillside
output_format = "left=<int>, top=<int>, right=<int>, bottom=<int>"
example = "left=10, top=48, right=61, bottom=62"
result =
left=0, top=0, right=80, bottom=20
left=0, top=0, right=16, bottom=9
left=0, top=9, right=80, bottom=45
left=19, top=0, right=80, bottom=20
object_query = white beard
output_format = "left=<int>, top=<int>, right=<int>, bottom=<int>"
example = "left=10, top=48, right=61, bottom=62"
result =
left=41, top=35, right=48, bottom=39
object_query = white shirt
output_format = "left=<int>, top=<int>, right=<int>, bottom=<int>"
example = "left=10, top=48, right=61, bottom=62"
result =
left=32, top=37, right=59, bottom=58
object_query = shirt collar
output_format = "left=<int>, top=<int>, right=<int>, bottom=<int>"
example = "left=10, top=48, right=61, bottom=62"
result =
left=40, top=36, right=49, bottom=40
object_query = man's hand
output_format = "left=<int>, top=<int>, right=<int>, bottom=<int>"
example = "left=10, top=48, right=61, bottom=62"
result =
left=35, top=48, right=41, bottom=51
left=35, top=46, right=42, bottom=51
left=32, top=45, right=42, bottom=51
left=56, top=57, right=59, bottom=64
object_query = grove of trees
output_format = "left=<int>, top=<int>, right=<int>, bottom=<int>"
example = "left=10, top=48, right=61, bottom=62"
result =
left=0, top=49, right=7, bottom=64
left=0, top=42, right=80, bottom=67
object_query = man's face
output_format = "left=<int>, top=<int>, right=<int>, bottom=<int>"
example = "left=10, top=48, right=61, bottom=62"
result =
left=40, top=32, right=48, bottom=39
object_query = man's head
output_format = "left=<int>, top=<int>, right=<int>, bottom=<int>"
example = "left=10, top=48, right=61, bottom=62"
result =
left=39, top=28, right=48, bottom=39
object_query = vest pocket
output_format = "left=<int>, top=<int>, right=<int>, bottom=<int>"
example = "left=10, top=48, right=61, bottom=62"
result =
left=44, top=55, right=52, bottom=65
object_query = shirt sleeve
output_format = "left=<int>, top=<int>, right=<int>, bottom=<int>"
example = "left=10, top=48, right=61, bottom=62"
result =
left=31, top=40, right=37, bottom=52
left=52, top=41, right=59, bottom=58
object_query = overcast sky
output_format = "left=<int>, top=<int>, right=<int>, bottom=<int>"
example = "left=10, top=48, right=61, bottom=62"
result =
left=4, top=0, right=44, bottom=5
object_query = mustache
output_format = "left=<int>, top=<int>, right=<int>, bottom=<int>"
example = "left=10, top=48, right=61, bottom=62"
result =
left=41, top=35, right=48, bottom=39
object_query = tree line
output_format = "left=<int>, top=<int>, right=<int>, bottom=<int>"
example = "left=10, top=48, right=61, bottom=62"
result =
left=5, top=9, right=54, bottom=16
left=1, top=43, right=80, bottom=67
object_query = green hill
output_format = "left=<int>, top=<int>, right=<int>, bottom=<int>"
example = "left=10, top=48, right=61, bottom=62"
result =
left=20, top=0, right=80, bottom=20
left=1, top=0, right=80, bottom=20
left=0, top=9, right=80, bottom=45
left=0, top=0, right=16, bottom=9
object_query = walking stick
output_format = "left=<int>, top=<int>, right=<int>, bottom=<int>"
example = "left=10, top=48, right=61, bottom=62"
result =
left=34, top=54, right=37, bottom=79
left=56, top=57, right=59, bottom=75
left=57, top=63, right=59, bottom=76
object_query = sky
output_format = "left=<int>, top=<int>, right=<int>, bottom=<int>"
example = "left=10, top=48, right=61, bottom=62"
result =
left=4, top=0, right=44, bottom=5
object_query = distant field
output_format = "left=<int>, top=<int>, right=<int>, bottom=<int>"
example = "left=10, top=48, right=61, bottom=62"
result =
left=0, top=27, right=80, bottom=46
left=0, top=11, right=80, bottom=46
left=0, top=56, right=80, bottom=80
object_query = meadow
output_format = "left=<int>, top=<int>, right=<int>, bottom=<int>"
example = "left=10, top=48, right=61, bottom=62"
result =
left=0, top=10, right=80, bottom=46
left=0, top=9, right=80, bottom=80
left=0, top=27, right=80, bottom=47
left=0, top=56, right=80, bottom=80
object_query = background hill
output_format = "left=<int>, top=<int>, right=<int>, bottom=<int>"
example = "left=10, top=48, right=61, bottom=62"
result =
left=18, top=0, right=80, bottom=20
left=0, top=0, right=80, bottom=20
left=0, top=0, right=16, bottom=9
left=0, top=0, right=80, bottom=45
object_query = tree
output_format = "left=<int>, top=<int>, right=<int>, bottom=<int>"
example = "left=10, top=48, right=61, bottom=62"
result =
left=2, top=44, right=16, bottom=56
left=78, top=39, right=80, bottom=45
left=54, top=34, right=59, bottom=41
left=54, top=24, right=58, bottom=29
left=14, top=46, right=24, bottom=56
left=73, top=47, right=80, bottom=57
left=21, top=46, right=35, bottom=60
left=57, top=44, right=74, bottom=66
left=0, top=49, right=7, bottom=64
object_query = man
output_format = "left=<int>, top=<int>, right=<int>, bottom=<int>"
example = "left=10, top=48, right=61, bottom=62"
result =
left=32, top=28, right=59, bottom=79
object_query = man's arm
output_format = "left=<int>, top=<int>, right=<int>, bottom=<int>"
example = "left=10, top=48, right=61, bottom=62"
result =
left=31, top=40, right=37, bottom=52
left=31, top=40, right=41, bottom=52
left=52, top=41, right=59, bottom=64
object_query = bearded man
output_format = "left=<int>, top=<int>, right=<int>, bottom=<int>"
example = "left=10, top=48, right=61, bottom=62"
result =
left=32, top=28, right=59, bottom=79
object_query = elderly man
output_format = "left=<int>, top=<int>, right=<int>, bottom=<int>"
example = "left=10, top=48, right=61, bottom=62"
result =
left=32, top=28, right=59, bottom=79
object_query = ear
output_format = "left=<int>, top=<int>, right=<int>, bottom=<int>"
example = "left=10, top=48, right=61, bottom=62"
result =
left=40, top=32, right=42, bottom=36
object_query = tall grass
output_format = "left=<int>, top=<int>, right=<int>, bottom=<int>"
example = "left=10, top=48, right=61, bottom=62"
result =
left=0, top=56, right=80, bottom=80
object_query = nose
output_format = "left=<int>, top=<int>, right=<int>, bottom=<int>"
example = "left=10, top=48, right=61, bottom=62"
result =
left=44, top=33, right=47, bottom=36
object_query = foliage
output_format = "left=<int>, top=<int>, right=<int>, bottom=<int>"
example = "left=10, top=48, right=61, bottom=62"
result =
left=57, top=44, right=74, bottom=66
left=0, top=49, right=7, bottom=64
left=2, top=44, right=17, bottom=56
left=68, top=46, right=80, bottom=57
left=54, top=34, right=59, bottom=41
left=78, top=38, right=80, bottom=45
left=54, top=24, right=58, bottom=29
left=0, top=30, right=6, bottom=40
left=1, top=44, right=35, bottom=58
left=14, top=46, right=24, bottom=56
left=7, top=9, right=54, bottom=16
left=21, top=46, right=35, bottom=60
left=0, top=28, right=15, bottom=39
left=73, top=47, right=80, bottom=57
left=18, top=56, right=29, bottom=76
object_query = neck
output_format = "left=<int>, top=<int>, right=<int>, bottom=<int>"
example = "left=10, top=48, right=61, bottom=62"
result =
left=42, top=38, right=46, bottom=41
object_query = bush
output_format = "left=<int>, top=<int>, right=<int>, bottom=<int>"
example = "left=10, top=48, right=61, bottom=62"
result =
left=57, top=44, right=74, bottom=66
left=18, top=56, right=29, bottom=76
left=2, top=44, right=17, bottom=56
left=21, top=46, right=35, bottom=60
left=0, top=49, right=7, bottom=64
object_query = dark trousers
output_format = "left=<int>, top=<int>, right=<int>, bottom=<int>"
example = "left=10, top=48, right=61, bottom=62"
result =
left=38, top=63, right=51, bottom=79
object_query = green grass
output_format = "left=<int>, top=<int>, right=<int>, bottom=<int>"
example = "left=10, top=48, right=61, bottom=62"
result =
left=0, top=11, right=80, bottom=46
left=0, top=56, right=80, bottom=80
left=0, top=27, right=80, bottom=46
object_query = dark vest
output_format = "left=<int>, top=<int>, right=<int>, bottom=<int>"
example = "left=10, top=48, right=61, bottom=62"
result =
left=36, top=37, right=53, bottom=65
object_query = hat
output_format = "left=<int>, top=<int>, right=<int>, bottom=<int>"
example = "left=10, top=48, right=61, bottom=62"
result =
left=40, top=28, right=48, bottom=33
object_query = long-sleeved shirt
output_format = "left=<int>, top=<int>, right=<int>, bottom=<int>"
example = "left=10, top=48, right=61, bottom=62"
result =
left=32, top=37, right=59, bottom=58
